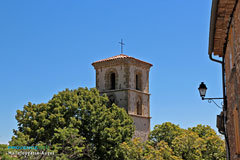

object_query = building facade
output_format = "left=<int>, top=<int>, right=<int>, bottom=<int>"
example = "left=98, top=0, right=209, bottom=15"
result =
left=209, top=0, right=240, bottom=159
left=92, top=54, right=152, bottom=141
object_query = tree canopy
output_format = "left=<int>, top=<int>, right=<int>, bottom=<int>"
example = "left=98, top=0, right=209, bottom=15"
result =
left=7, top=87, right=226, bottom=160
left=120, top=122, right=226, bottom=160
left=9, top=87, right=134, bottom=160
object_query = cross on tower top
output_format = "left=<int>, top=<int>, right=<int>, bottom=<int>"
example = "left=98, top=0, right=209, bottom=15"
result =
left=119, top=39, right=125, bottom=54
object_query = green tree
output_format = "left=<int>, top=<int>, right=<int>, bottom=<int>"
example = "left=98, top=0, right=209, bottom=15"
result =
left=189, top=125, right=226, bottom=160
left=148, top=122, right=184, bottom=147
left=119, top=138, right=144, bottom=160
left=143, top=141, right=182, bottom=160
left=148, top=122, right=226, bottom=160
left=172, top=131, right=204, bottom=160
left=51, top=125, right=86, bottom=159
left=120, top=138, right=182, bottom=160
left=10, top=88, right=134, bottom=160
left=0, top=144, right=18, bottom=160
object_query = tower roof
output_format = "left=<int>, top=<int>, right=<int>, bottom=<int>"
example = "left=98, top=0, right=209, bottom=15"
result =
left=92, top=54, right=153, bottom=66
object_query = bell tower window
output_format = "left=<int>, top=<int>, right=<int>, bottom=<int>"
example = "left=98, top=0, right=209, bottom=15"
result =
left=136, top=75, right=139, bottom=90
left=137, top=98, right=142, bottom=115
left=110, top=73, right=116, bottom=90
left=104, top=68, right=118, bottom=91
left=136, top=73, right=141, bottom=91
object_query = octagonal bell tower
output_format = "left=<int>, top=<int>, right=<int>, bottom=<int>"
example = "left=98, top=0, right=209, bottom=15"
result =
left=92, top=54, right=152, bottom=141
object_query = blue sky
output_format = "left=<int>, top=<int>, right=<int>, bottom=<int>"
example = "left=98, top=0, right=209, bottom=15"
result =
left=0, top=0, right=223, bottom=144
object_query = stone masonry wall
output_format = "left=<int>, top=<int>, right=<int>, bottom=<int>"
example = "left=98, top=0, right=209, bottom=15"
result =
left=131, top=115, right=150, bottom=141
left=96, top=65, right=127, bottom=92
left=94, top=58, right=151, bottom=142
left=225, top=2, right=240, bottom=159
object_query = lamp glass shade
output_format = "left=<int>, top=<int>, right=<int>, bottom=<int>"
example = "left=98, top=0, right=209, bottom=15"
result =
left=198, top=82, right=207, bottom=98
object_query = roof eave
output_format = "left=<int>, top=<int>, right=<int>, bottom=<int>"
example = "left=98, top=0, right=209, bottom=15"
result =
left=208, top=0, right=219, bottom=56
left=92, top=58, right=153, bottom=68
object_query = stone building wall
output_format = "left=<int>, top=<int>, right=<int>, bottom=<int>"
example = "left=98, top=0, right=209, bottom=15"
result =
left=128, top=90, right=150, bottom=117
left=92, top=55, right=152, bottom=142
left=129, top=65, right=150, bottom=93
left=131, top=115, right=150, bottom=141
left=225, top=2, right=240, bottom=159
left=96, top=65, right=127, bottom=92
left=103, top=90, right=128, bottom=111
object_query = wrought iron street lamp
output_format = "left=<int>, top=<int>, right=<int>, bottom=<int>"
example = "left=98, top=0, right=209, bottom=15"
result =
left=198, top=82, right=223, bottom=109
left=198, top=82, right=207, bottom=99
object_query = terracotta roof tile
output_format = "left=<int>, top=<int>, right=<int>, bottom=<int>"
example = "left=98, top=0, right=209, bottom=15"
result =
left=92, top=54, right=152, bottom=66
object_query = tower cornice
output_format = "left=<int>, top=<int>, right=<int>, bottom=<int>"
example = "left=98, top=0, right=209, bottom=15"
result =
left=99, top=88, right=151, bottom=95
left=92, top=54, right=152, bottom=69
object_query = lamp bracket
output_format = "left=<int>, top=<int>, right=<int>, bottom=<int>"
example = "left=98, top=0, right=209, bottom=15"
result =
left=202, top=98, right=223, bottom=109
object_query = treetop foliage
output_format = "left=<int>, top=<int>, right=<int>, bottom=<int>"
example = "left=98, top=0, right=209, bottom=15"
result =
left=120, top=122, right=226, bottom=160
left=10, top=87, right=134, bottom=160
left=5, top=87, right=226, bottom=160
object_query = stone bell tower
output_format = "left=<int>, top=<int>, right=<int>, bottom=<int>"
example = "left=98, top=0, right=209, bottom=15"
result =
left=92, top=54, right=152, bottom=141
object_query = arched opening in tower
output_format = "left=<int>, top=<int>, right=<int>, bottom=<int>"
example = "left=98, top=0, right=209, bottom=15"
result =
left=137, top=98, right=142, bottom=115
left=110, top=73, right=116, bottom=90
left=136, top=74, right=141, bottom=91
